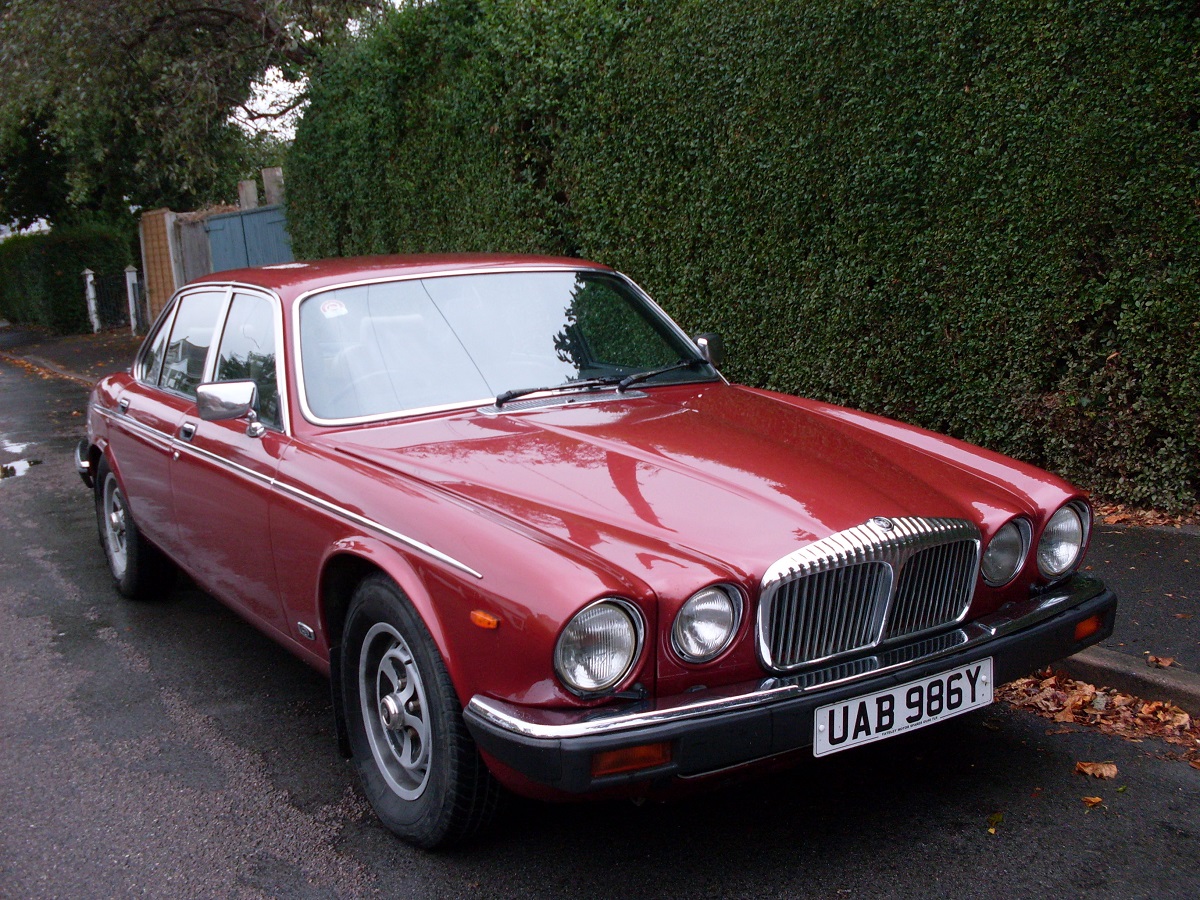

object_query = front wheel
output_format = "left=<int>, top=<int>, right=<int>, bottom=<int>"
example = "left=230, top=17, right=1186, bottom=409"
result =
left=341, top=574, right=499, bottom=848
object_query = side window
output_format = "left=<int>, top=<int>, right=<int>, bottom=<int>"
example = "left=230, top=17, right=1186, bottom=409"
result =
left=214, top=292, right=281, bottom=430
left=137, top=307, right=174, bottom=385
left=160, top=290, right=225, bottom=398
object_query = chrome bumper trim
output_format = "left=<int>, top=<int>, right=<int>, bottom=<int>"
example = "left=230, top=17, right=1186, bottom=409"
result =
left=466, top=575, right=1105, bottom=741
left=74, top=438, right=93, bottom=487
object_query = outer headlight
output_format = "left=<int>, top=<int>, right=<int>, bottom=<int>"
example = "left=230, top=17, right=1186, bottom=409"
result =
left=981, top=518, right=1030, bottom=586
left=554, top=599, right=643, bottom=694
left=1037, top=502, right=1090, bottom=579
left=672, top=585, right=742, bottom=663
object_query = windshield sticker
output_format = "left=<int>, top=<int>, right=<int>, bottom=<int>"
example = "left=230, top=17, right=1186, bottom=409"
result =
left=320, top=298, right=349, bottom=319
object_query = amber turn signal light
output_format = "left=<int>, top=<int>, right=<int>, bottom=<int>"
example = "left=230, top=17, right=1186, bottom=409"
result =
left=590, top=742, right=672, bottom=778
left=470, top=610, right=501, bottom=629
left=1074, top=614, right=1103, bottom=643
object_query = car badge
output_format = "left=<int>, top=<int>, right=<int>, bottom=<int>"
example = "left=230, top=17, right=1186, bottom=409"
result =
left=870, top=516, right=895, bottom=531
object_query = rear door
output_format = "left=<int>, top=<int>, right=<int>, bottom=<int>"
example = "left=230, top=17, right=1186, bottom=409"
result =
left=105, top=288, right=226, bottom=560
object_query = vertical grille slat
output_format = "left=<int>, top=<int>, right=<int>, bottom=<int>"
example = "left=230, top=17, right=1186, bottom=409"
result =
left=758, top=517, right=981, bottom=672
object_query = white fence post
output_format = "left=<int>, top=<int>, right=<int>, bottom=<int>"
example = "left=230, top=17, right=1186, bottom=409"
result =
left=124, top=266, right=140, bottom=335
left=83, top=269, right=100, bottom=333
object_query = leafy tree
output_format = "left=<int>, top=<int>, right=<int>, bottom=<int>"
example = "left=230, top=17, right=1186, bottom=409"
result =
left=0, top=0, right=383, bottom=227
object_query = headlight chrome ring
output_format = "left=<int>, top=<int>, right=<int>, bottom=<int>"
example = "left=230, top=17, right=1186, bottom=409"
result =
left=981, top=518, right=1031, bottom=586
left=1037, top=501, right=1091, bottom=579
left=672, top=584, right=743, bottom=664
left=554, top=598, right=644, bottom=695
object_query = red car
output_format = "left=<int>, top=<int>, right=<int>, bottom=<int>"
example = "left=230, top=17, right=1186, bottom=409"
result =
left=77, top=255, right=1117, bottom=847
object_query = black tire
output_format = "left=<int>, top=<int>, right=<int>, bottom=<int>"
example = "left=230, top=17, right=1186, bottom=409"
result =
left=341, top=573, right=499, bottom=848
left=94, top=456, right=172, bottom=600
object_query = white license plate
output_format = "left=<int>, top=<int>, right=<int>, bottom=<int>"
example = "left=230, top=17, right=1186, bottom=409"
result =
left=813, top=658, right=993, bottom=757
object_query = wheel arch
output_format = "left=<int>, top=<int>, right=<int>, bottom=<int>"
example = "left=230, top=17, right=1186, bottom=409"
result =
left=317, top=542, right=466, bottom=758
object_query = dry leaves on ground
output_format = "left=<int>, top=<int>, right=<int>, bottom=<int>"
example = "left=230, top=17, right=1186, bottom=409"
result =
left=1081, top=796, right=1105, bottom=809
left=1147, top=655, right=1177, bottom=669
left=1093, top=501, right=1200, bottom=527
left=1075, top=761, right=1118, bottom=779
left=997, top=669, right=1200, bottom=765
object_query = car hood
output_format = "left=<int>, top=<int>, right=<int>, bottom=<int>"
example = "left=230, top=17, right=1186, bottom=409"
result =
left=330, top=384, right=1071, bottom=591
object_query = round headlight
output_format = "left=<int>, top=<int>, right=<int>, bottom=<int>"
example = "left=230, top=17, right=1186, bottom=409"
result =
left=981, top=519, right=1030, bottom=586
left=1037, top=503, right=1088, bottom=578
left=672, top=585, right=742, bottom=663
left=554, top=600, right=642, bottom=694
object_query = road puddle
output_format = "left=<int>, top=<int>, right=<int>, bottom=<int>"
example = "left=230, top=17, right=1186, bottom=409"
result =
left=1, top=438, right=42, bottom=480
left=0, top=459, right=42, bottom=479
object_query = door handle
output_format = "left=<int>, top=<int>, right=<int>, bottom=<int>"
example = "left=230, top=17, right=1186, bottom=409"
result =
left=118, top=397, right=130, bottom=413
left=179, top=422, right=196, bottom=442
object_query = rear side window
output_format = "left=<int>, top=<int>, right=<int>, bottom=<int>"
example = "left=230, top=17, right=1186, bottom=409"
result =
left=137, top=310, right=173, bottom=385
left=214, top=292, right=281, bottom=430
left=159, top=291, right=225, bottom=398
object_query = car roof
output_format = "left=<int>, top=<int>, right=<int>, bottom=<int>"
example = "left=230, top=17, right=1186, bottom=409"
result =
left=187, top=253, right=612, bottom=299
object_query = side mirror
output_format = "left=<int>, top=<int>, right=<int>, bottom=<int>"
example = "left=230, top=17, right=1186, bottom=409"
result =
left=693, top=333, right=725, bottom=368
left=197, top=380, right=257, bottom=421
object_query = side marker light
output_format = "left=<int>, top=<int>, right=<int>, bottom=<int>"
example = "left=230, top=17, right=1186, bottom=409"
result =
left=470, top=610, right=501, bottom=629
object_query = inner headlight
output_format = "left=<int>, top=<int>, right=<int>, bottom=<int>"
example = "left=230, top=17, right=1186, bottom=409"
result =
left=1037, top=502, right=1090, bottom=579
left=554, top=599, right=642, bottom=694
left=672, top=585, right=742, bottom=663
left=981, top=519, right=1030, bottom=586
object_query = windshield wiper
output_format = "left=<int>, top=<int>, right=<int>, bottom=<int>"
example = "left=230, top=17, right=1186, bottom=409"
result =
left=616, top=358, right=704, bottom=392
left=495, top=376, right=623, bottom=407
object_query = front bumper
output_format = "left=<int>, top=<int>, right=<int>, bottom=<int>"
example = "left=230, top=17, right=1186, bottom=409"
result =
left=75, top=438, right=93, bottom=488
left=464, top=574, right=1117, bottom=793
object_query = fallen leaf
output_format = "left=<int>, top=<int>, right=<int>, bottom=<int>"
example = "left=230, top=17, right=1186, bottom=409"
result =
left=1190, top=761, right=1200, bottom=772
left=1082, top=796, right=1104, bottom=808
left=1075, top=761, right=1118, bottom=779
left=1117, top=785, right=1128, bottom=793
left=1148, top=656, right=1176, bottom=669
left=1176, top=613, right=1194, bottom=620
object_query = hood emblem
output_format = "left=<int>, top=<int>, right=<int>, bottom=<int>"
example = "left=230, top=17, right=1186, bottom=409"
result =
left=870, top=516, right=895, bottom=531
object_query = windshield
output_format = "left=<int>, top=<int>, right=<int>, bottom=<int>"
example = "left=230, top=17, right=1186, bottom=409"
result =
left=297, top=270, right=717, bottom=421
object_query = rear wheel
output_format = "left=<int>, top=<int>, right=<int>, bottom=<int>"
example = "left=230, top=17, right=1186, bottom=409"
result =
left=94, top=456, right=171, bottom=600
left=341, top=573, right=499, bottom=848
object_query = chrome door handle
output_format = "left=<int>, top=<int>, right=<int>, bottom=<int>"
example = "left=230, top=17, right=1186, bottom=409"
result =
left=179, top=422, right=196, bottom=442
left=118, top=397, right=130, bottom=413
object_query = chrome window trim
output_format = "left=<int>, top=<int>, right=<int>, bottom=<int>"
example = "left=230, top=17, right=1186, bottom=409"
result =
left=135, top=282, right=292, bottom=436
left=213, top=286, right=291, bottom=435
left=468, top=575, right=1107, bottom=742
left=290, top=265, right=726, bottom=428
left=153, top=285, right=231, bottom=403
left=94, top=406, right=480, bottom=579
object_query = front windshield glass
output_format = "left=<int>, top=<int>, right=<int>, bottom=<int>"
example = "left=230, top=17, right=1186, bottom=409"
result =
left=298, top=270, right=717, bottom=421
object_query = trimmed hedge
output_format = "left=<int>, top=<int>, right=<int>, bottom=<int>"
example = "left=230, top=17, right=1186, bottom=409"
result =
left=289, top=0, right=1200, bottom=512
left=0, top=225, right=132, bottom=332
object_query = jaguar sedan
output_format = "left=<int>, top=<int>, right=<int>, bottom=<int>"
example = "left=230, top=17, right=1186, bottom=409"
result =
left=77, top=254, right=1117, bottom=848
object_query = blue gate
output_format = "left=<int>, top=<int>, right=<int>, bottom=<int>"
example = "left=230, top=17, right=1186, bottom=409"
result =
left=206, top=205, right=294, bottom=272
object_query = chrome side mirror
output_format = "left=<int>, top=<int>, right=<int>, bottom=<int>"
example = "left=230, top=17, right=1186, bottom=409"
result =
left=197, top=380, right=265, bottom=438
left=694, top=333, right=725, bottom=368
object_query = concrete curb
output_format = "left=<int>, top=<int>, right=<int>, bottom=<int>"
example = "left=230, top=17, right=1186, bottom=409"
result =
left=1058, top=647, right=1200, bottom=717
left=0, top=350, right=94, bottom=386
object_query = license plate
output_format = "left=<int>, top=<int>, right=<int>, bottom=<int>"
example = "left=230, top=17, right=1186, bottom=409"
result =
left=813, top=658, right=993, bottom=757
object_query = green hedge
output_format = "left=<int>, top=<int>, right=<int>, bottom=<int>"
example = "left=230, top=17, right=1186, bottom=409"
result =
left=289, top=0, right=1200, bottom=513
left=0, top=225, right=132, bottom=332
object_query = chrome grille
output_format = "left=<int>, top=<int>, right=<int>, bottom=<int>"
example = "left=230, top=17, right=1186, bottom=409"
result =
left=757, top=517, right=980, bottom=672
left=767, top=562, right=891, bottom=665
left=886, top=540, right=980, bottom=639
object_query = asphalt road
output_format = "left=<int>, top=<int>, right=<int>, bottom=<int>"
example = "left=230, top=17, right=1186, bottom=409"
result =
left=2, top=359, right=1198, bottom=899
